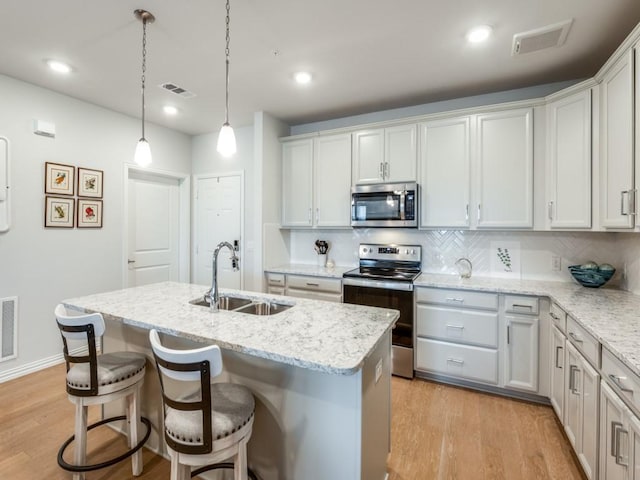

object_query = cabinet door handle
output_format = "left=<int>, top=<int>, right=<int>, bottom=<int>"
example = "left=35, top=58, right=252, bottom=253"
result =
left=548, top=201, right=554, bottom=221
left=549, top=312, right=559, bottom=320
left=308, top=208, right=312, bottom=224
left=379, top=162, right=384, bottom=179
left=465, top=204, right=469, bottom=221
left=569, top=365, right=580, bottom=394
left=609, top=374, right=635, bottom=395
left=315, top=208, right=319, bottom=224
left=612, top=422, right=629, bottom=466
left=555, top=346, right=563, bottom=369
left=477, top=204, right=481, bottom=221
left=446, top=357, right=464, bottom=365
left=305, top=282, right=320, bottom=287
left=621, top=190, right=630, bottom=216
left=568, top=331, right=583, bottom=343
left=507, top=325, right=510, bottom=345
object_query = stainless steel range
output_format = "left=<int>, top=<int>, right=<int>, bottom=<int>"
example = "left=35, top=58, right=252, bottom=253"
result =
left=342, top=244, right=421, bottom=378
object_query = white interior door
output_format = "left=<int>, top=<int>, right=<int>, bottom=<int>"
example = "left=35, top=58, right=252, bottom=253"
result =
left=195, top=174, right=242, bottom=289
left=127, top=171, right=180, bottom=287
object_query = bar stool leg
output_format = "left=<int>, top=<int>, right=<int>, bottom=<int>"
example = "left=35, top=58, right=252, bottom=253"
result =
left=127, top=386, right=142, bottom=476
left=73, top=402, right=88, bottom=480
left=235, top=438, right=248, bottom=480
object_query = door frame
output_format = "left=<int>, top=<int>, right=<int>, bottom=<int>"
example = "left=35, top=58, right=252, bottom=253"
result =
left=122, top=164, right=191, bottom=287
left=193, top=171, right=245, bottom=290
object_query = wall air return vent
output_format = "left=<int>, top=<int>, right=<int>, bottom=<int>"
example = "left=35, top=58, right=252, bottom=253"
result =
left=0, top=296, right=17, bottom=362
left=160, top=82, right=196, bottom=98
left=512, top=19, right=573, bottom=56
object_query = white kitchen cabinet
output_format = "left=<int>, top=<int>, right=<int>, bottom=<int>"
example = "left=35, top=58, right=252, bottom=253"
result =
left=282, top=138, right=313, bottom=227
left=565, top=341, right=600, bottom=480
left=419, top=116, right=471, bottom=228
left=475, top=108, right=534, bottom=228
left=352, top=124, right=417, bottom=184
left=550, top=324, right=566, bottom=421
left=282, top=134, right=351, bottom=228
left=314, top=133, right=352, bottom=227
left=503, top=312, right=539, bottom=393
left=546, top=88, right=592, bottom=229
left=266, top=272, right=286, bottom=295
left=285, top=274, right=342, bottom=302
left=601, top=381, right=630, bottom=480
left=601, top=49, right=636, bottom=229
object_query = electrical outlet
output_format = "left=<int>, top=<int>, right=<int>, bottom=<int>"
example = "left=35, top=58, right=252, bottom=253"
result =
left=551, top=256, right=561, bottom=272
left=375, top=358, right=382, bottom=383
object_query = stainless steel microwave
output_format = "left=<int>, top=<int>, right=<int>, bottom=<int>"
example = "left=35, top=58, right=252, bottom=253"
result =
left=351, top=182, right=418, bottom=228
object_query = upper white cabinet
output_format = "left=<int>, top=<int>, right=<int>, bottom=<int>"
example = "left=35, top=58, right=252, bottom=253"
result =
left=475, top=108, right=534, bottom=228
left=352, top=124, right=417, bottom=184
left=282, top=134, right=351, bottom=228
left=419, top=117, right=471, bottom=228
left=282, top=138, right=313, bottom=227
left=600, top=49, right=636, bottom=228
left=546, top=89, right=593, bottom=229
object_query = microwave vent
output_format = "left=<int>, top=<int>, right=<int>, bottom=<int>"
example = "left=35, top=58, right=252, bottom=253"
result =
left=512, top=19, right=573, bottom=56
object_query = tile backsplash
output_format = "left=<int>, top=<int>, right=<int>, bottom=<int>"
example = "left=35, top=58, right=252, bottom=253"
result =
left=290, top=229, right=640, bottom=289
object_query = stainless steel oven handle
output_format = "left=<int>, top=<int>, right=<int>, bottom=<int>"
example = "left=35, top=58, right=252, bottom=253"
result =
left=343, top=277, right=414, bottom=292
left=400, top=190, right=406, bottom=220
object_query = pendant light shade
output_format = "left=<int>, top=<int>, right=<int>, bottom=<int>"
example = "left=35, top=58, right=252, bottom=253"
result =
left=134, top=9, right=155, bottom=167
left=216, top=0, right=236, bottom=157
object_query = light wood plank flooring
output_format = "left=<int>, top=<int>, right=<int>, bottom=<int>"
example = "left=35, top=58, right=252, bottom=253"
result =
left=0, top=364, right=585, bottom=479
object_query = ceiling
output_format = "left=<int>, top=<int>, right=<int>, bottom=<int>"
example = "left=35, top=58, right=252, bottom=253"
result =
left=2, top=1, right=640, bottom=136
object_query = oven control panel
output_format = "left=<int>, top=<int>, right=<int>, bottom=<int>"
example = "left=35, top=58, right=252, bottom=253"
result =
left=359, top=244, right=421, bottom=262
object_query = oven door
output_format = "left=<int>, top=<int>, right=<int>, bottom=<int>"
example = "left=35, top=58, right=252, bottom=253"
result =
left=343, top=278, right=414, bottom=378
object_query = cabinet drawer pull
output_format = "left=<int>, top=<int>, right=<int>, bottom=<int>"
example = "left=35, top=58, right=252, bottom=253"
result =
left=609, top=374, right=635, bottom=395
left=305, top=282, right=320, bottom=287
left=549, top=312, right=559, bottom=320
left=555, top=346, right=563, bottom=369
left=568, top=331, right=583, bottom=343
left=271, top=279, right=283, bottom=285
left=446, top=324, right=465, bottom=330
left=446, top=357, right=464, bottom=365
left=445, top=297, right=464, bottom=303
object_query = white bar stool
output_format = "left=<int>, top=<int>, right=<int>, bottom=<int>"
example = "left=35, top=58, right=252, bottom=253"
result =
left=55, top=304, right=151, bottom=480
left=149, top=329, right=258, bottom=480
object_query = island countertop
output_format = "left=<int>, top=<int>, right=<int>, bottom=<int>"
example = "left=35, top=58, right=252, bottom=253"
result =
left=63, top=281, right=398, bottom=375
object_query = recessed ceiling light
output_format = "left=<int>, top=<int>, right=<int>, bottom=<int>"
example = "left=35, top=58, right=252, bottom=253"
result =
left=466, top=25, right=492, bottom=44
left=294, top=72, right=312, bottom=85
left=46, top=59, right=72, bottom=74
left=163, top=105, right=178, bottom=116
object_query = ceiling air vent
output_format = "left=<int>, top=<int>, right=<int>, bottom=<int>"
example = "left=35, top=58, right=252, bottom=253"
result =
left=512, top=19, right=573, bottom=56
left=159, top=82, right=196, bottom=98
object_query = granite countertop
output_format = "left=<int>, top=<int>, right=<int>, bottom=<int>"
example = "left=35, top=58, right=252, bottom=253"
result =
left=265, top=263, right=355, bottom=279
left=415, top=273, right=640, bottom=380
left=63, top=282, right=398, bottom=376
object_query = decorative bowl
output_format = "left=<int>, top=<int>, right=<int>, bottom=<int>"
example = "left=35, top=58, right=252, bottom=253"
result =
left=568, top=265, right=615, bottom=288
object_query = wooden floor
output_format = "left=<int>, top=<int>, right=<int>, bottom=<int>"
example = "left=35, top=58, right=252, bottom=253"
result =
left=0, top=364, right=585, bottom=480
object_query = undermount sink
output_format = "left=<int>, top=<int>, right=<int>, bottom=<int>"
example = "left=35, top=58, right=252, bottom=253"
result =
left=190, top=295, right=292, bottom=316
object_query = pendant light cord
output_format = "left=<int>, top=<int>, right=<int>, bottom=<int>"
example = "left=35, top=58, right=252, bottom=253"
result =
left=141, top=17, right=147, bottom=139
left=224, top=0, right=230, bottom=125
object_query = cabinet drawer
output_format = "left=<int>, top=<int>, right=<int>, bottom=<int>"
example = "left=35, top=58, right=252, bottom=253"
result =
left=566, top=315, right=600, bottom=368
left=416, top=338, right=498, bottom=385
left=415, top=305, right=498, bottom=348
left=602, top=347, right=640, bottom=415
left=549, top=302, right=567, bottom=332
left=415, top=287, right=498, bottom=311
left=266, top=273, right=286, bottom=286
left=267, top=286, right=285, bottom=296
left=286, top=288, right=342, bottom=303
left=286, top=275, right=342, bottom=293
left=504, top=295, right=539, bottom=315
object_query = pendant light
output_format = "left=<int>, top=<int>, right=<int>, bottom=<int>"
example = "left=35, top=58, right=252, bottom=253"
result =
left=216, top=0, right=237, bottom=157
left=134, top=9, right=155, bottom=167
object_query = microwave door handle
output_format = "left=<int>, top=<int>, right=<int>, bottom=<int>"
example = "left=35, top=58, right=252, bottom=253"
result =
left=400, top=191, right=406, bottom=220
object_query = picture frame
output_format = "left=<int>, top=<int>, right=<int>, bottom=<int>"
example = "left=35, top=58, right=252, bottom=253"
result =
left=45, top=162, right=75, bottom=196
left=77, top=199, right=103, bottom=228
left=77, top=167, right=103, bottom=198
left=44, top=196, right=75, bottom=228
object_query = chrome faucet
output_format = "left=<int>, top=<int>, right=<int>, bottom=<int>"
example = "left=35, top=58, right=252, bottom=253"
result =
left=205, top=241, right=239, bottom=312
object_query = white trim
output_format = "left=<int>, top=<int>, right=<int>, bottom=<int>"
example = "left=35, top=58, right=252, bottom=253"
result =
left=544, top=78, right=598, bottom=103
left=193, top=171, right=246, bottom=289
left=0, top=345, right=91, bottom=384
left=123, top=164, right=191, bottom=287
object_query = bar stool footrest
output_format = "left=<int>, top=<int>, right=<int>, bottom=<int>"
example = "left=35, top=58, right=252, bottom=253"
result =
left=57, top=415, right=151, bottom=473
left=191, top=462, right=259, bottom=479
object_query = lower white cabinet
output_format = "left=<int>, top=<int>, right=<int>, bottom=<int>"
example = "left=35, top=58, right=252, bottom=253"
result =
left=503, top=312, right=539, bottom=393
left=565, top=341, right=600, bottom=480
left=550, top=324, right=566, bottom=420
left=285, top=274, right=342, bottom=302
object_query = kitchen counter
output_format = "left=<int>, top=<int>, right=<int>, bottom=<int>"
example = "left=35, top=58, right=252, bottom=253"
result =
left=415, top=273, right=640, bottom=380
left=63, top=281, right=397, bottom=375
left=63, top=281, right=395, bottom=480
left=265, top=263, right=354, bottom=278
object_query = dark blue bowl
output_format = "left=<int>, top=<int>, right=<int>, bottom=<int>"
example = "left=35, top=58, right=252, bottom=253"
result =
left=568, top=265, right=615, bottom=288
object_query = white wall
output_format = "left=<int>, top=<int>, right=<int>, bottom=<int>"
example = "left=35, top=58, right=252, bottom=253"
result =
left=615, top=233, right=640, bottom=294
left=191, top=125, right=259, bottom=291
left=0, top=74, right=191, bottom=379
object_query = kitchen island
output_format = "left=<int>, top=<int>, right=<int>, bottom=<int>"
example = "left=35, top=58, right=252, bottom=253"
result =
left=63, top=281, right=397, bottom=480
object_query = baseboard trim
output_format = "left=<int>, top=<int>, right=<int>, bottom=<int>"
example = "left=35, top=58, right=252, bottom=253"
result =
left=0, top=345, right=92, bottom=384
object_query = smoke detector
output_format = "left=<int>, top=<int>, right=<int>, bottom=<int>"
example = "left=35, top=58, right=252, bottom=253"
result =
left=512, top=19, right=573, bottom=56
left=159, top=82, right=196, bottom=98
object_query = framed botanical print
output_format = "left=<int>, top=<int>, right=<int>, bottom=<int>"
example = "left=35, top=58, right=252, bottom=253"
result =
left=44, top=196, right=74, bottom=228
left=45, top=162, right=75, bottom=196
left=77, top=167, right=103, bottom=198
left=77, top=199, right=103, bottom=228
